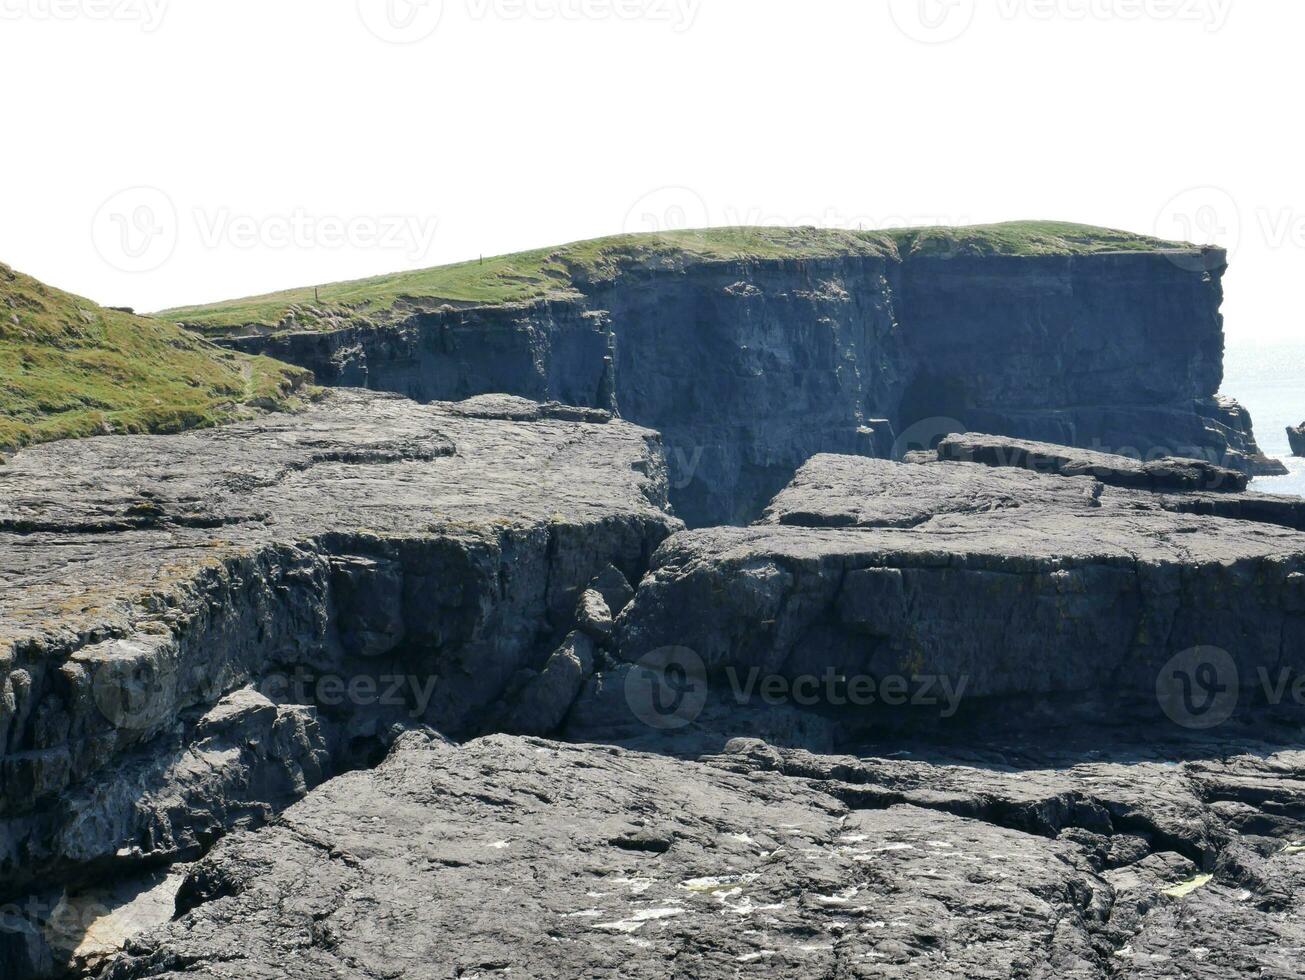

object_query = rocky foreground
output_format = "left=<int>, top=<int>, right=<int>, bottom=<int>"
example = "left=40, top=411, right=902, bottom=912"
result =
left=98, top=727, right=1305, bottom=980
left=4, top=400, right=1305, bottom=977
left=0, top=390, right=678, bottom=974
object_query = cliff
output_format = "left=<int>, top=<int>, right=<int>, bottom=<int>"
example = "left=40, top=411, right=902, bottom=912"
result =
left=617, top=444, right=1305, bottom=719
left=79, top=429, right=1305, bottom=978
left=5, top=408, right=1305, bottom=975
left=0, top=391, right=677, bottom=926
left=159, top=223, right=1279, bottom=526
left=5, top=236, right=1303, bottom=977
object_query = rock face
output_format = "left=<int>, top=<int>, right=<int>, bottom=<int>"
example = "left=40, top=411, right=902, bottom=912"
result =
left=212, top=247, right=1277, bottom=525
left=618, top=445, right=1305, bottom=722
left=95, top=727, right=1305, bottom=980
left=1289, top=422, right=1305, bottom=457
left=0, top=390, right=679, bottom=917
left=6, top=404, right=1305, bottom=977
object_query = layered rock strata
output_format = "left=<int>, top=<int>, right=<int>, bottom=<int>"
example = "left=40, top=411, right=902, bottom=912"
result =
left=7, top=412, right=1305, bottom=978
left=208, top=246, right=1280, bottom=524
left=935, top=431, right=1250, bottom=492
left=0, top=390, right=679, bottom=916
left=617, top=444, right=1305, bottom=723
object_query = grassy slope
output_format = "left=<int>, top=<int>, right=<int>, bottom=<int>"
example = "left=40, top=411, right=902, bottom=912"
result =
left=0, top=262, right=313, bottom=453
left=158, top=221, right=1191, bottom=336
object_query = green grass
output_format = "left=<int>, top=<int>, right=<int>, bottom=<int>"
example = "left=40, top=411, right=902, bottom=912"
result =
left=0, top=262, right=314, bottom=454
left=157, top=221, right=1191, bottom=336
left=889, top=220, right=1190, bottom=258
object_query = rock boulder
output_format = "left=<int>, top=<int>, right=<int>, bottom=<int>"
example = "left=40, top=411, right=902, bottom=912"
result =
left=1289, top=423, right=1305, bottom=457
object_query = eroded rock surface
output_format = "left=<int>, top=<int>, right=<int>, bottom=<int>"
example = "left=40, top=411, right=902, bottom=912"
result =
left=6, top=408, right=1305, bottom=978
left=96, top=728, right=1305, bottom=980
left=930, top=432, right=1305, bottom=529
left=0, top=389, right=679, bottom=909
left=936, top=431, right=1249, bottom=492
left=620, top=449, right=1305, bottom=717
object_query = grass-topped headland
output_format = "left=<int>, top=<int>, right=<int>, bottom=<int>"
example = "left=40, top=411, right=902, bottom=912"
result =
left=0, top=262, right=314, bottom=454
left=156, top=221, right=1192, bottom=337
left=889, top=220, right=1191, bottom=258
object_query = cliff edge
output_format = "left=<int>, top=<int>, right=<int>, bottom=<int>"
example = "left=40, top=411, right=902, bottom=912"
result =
left=156, top=222, right=1281, bottom=525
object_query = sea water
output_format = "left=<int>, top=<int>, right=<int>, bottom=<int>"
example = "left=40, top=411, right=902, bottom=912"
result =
left=1223, top=343, right=1305, bottom=497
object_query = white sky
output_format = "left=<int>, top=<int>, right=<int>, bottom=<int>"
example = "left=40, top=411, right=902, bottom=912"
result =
left=1, top=0, right=1299, bottom=346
